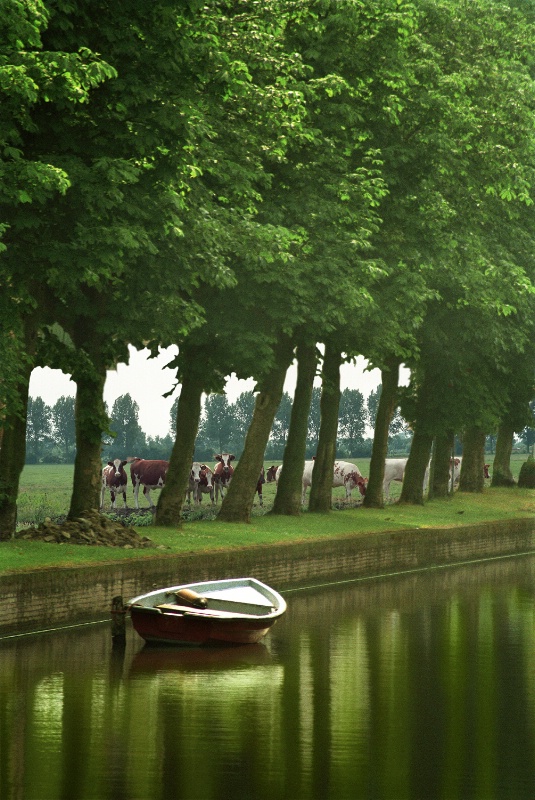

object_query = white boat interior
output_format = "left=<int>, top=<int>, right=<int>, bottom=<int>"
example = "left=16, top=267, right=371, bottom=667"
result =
left=129, top=578, right=286, bottom=619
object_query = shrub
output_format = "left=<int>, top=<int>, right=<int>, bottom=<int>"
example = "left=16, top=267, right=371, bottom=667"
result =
left=518, top=457, right=535, bottom=488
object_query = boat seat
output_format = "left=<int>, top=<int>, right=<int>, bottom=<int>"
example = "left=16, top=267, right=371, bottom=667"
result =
left=155, top=603, right=270, bottom=618
left=201, top=598, right=275, bottom=616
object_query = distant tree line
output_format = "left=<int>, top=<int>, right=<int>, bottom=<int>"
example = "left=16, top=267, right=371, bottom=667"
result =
left=27, top=385, right=535, bottom=466
left=27, top=386, right=415, bottom=464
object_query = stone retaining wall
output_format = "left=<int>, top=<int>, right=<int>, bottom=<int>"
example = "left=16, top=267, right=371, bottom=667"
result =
left=2, top=518, right=535, bottom=636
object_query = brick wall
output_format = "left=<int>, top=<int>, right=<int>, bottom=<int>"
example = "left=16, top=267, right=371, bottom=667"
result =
left=2, top=518, right=534, bottom=636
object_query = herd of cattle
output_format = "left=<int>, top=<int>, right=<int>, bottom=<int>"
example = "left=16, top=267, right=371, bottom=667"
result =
left=101, top=453, right=490, bottom=511
left=101, top=454, right=238, bottom=511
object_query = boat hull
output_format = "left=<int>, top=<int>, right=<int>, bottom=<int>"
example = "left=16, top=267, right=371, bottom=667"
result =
left=127, top=577, right=286, bottom=647
left=130, top=606, right=275, bottom=646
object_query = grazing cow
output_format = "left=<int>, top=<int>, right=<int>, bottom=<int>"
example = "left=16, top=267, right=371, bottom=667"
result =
left=213, top=453, right=235, bottom=502
left=301, top=460, right=367, bottom=505
left=187, top=462, right=214, bottom=505
left=383, top=458, right=430, bottom=500
left=101, top=459, right=128, bottom=510
left=266, top=465, right=279, bottom=482
left=255, top=467, right=266, bottom=506
left=129, top=457, right=169, bottom=509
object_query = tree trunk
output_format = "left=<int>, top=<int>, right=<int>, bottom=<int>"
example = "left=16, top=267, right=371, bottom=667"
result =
left=0, top=389, right=31, bottom=539
left=308, top=343, right=342, bottom=513
left=0, top=317, right=39, bottom=539
left=218, top=339, right=293, bottom=523
left=491, top=424, right=515, bottom=486
left=271, top=342, right=317, bottom=516
left=430, top=431, right=454, bottom=498
left=363, top=361, right=399, bottom=508
left=155, top=370, right=204, bottom=527
left=69, top=362, right=108, bottom=519
left=459, top=427, right=486, bottom=493
left=399, top=428, right=433, bottom=504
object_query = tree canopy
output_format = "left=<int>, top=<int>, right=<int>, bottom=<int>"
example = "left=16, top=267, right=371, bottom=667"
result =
left=4, top=0, right=535, bottom=530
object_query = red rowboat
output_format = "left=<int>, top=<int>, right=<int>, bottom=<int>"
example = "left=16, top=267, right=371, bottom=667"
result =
left=127, top=577, right=287, bottom=646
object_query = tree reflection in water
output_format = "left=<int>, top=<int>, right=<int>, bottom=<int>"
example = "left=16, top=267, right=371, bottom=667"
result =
left=2, top=556, right=535, bottom=799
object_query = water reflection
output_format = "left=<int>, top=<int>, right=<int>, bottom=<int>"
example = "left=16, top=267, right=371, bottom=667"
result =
left=2, top=556, right=535, bottom=799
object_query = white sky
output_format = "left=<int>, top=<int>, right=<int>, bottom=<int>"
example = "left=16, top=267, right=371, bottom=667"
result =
left=28, top=345, right=410, bottom=438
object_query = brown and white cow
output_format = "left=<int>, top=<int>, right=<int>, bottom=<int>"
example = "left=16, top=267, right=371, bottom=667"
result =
left=101, top=459, right=128, bottom=510
left=197, top=465, right=215, bottom=504
left=266, top=465, right=279, bottom=482
left=255, top=467, right=266, bottom=506
left=301, top=460, right=367, bottom=505
left=187, top=462, right=214, bottom=505
left=129, top=458, right=169, bottom=509
left=213, top=453, right=235, bottom=502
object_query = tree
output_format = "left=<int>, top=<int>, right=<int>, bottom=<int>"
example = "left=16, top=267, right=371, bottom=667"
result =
left=218, top=337, right=294, bottom=522
left=518, top=400, right=535, bottom=455
left=108, top=394, right=146, bottom=458
left=200, top=395, right=235, bottom=456
left=363, top=362, right=401, bottom=508
left=356, top=0, right=535, bottom=505
left=490, top=357, right=535, bottom=486
left=249, top=0, right=418, bottom=516
left=308, top=343, right=343, bottom=512
left=307, top=388, right=322, bottom=456
left=366, top=387, right=381, bottom=431
left=26, top=396, right=52, bottom=463
left=231, top=392, right=257, bottom=456
left=51, top=396, right=76, bottom=463
left=269, top=392, right=293, bottom=458
left=338, top=388, right=366, bottom=457
left=2, top=0, right=312, bottom=532
left=143, top=436, right=174, bottom=461
left=271, top=342, right=318, bottom=515
left=0, top=3, right=114, bottom=535
left=147, top=0, right=312, bottom=527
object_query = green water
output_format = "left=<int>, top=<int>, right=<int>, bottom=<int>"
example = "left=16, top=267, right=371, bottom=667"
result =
left=2, top=556, right=535, bottom=799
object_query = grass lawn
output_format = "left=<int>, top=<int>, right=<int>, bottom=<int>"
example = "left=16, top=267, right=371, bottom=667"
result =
left=2, top=458, right=534, bottom=575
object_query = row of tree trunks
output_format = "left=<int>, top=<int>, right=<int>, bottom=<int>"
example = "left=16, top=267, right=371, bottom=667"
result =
left=308, top=343, right=342, bottom=513
left=4, top=337, right=518, bottom=532
left=271, top=342, right=317, bottom=516
left=363, top=360, right=400, bottom=508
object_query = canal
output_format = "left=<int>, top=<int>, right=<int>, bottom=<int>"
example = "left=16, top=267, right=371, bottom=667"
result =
left=2, top=554, right=535, bottom=799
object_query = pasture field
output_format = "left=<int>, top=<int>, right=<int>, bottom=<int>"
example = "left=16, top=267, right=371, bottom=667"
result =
left=4, top=455, right=533, bottom=575
left=15, top=454, right=528, bottom=526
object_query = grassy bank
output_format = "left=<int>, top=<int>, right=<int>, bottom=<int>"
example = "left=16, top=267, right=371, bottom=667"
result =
left=3, top=460, right=535, bottom=575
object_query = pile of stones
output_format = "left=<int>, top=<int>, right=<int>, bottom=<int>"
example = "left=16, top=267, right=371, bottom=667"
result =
left=15, top=510, right=158, bottom=549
